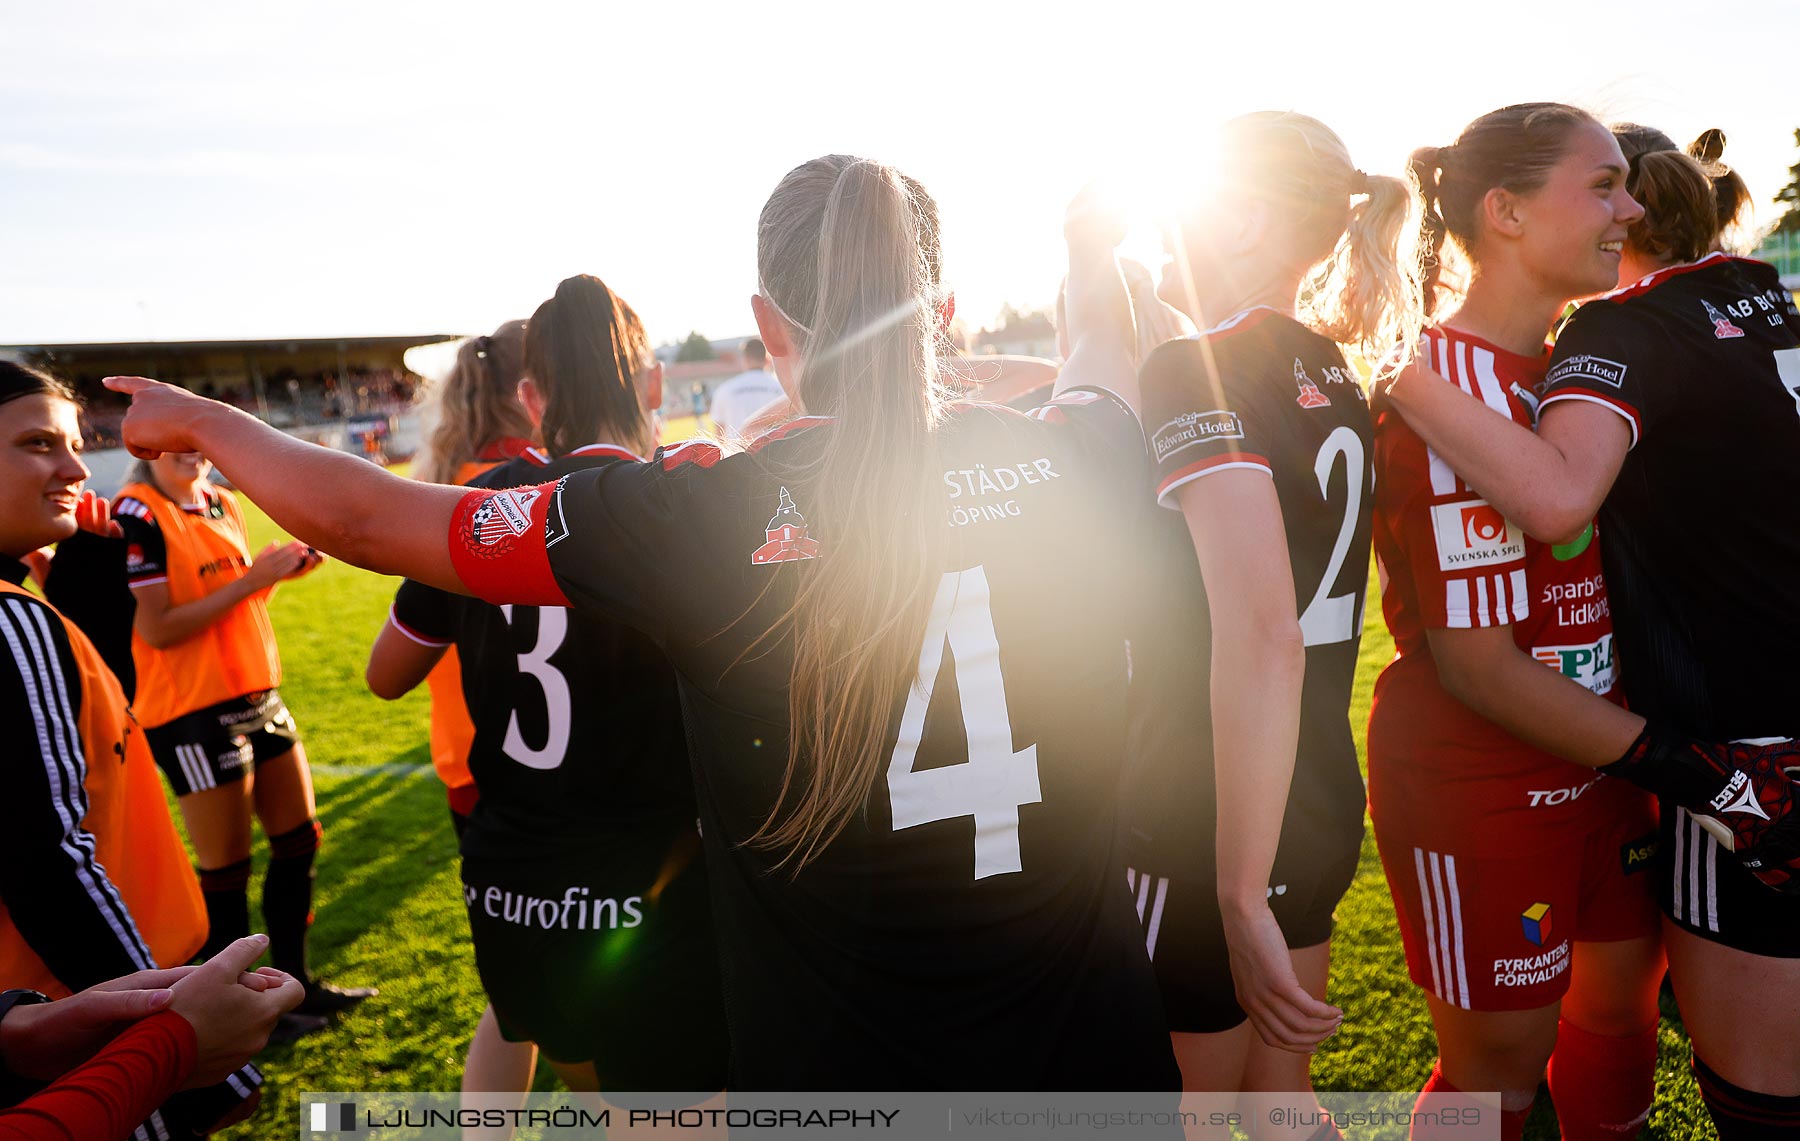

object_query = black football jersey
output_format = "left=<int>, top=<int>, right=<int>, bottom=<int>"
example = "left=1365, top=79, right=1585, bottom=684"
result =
left=392, top=446, right=697, bottom=860
left=1122, top=308, right=1373, bottom=870
left=42, top=529, right=137, bottom=700
left=1539, top=254, right=1800, bottom=739
left=444, top=393, right=1179, bottom=1092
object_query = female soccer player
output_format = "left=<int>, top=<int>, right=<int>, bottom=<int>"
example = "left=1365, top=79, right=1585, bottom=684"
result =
left=406, top=319, right=534, bottom=833
left=112, top=448, right=372, bottom=1028
left=365, top=276, right=727, bottom=1098
left=107, top=157, right=1181, bottom=1091
left=1121, top=111, right=1423, bottom=1097
left=1380, top=120, right=1800, bottom=1141
left=379, top=320, right=539, bottom=1114
left=0, top=362, right=266, bottom=1137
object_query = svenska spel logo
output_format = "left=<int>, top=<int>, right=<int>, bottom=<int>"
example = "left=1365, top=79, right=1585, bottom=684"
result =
left=1430, top=498, right=1525, bottom=571
left=309, top=1101, right=357, bottom=1133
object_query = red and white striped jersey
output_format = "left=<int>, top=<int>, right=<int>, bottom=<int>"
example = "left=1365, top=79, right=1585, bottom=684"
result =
left=1371, top=325, right=1623, bottom=769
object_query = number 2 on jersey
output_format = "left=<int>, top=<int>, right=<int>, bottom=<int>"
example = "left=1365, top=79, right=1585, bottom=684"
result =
left=1297, top=425, right=1366, bottom=647
left=887, top=566, right=1042, bottom=880
left=498, top=604, right=571, bottom=770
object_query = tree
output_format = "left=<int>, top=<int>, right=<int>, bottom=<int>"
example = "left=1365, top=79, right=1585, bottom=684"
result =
left=1775, top=128, right=1800, bottom=235
left=676, top=331, right=715, bottom=362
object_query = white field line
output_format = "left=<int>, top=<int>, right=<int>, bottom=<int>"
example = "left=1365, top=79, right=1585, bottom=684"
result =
left=310, top=763, right=433, bottom=778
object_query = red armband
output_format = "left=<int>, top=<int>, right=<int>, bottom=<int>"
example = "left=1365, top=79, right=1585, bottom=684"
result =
left=447, top=483, right=571, bottom=608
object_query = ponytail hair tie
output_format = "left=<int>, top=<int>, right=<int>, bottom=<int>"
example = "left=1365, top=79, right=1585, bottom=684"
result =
left=1350, top=169, right=1370, bottom=195
left=474, top=334, right=491, bottom=359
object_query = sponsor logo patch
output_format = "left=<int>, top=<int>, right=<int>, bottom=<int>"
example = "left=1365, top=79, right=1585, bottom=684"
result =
left=1520, top=902, right=1553, bottom=947
left=1494, top=937, right=1571, bottom=988
left=125, top=543, right=144, bottom=569
left=1620, top=831, right=1658, bottom=876
left=1703, top=299, right=1745, bottom=339
left=751, top=487, right=821, bottom=565
left=1431, top=499, right=1525, bottom=570
left=1151, top=410, right=1244, bottom=462
left=1294, top=358, right=1331, bottom=408
left=1531, top=633, right=1616, bottom=695
left=1711, top=770, right=1770, bottom=820
left=467, top=489, right=539, bottom=547
left=1545, top=353, right=1628, bottom=389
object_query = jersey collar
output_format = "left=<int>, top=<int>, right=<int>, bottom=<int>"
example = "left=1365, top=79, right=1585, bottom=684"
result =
left=522, top=442, right=648, bottom=466
left=1599, top=250, right=1730, bottom=303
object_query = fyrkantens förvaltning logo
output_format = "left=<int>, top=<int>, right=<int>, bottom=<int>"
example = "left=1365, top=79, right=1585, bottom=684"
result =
left=1520, top=903, right=1553, bottom=948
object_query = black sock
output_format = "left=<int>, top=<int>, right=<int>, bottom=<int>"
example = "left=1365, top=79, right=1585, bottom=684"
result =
left=196, top=858, right=252, bottom=962
left=262, top=819, right=321, bottom=981
left=1693, top=1053, right=1800, bottom=1140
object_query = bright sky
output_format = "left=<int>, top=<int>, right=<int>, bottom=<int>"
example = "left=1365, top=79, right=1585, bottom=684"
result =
left=4, top=0, right=1797, bottom=350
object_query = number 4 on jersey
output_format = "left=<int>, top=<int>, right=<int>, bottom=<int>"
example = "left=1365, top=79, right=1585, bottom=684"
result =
left=887, top=566, right=1043, bottom=880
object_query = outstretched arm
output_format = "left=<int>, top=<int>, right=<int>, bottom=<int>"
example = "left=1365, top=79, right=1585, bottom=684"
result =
left=106, top=378, right=467, bottom=594
left=1381, top=363, right=1628, bottom=544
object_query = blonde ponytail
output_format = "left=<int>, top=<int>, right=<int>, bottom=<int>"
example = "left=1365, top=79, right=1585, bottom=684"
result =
left=1217, top=112, right=1425, bottom=371
left=746, top=156, right=949, bottom=872
left=1302, top=170, right=1426, bottom=370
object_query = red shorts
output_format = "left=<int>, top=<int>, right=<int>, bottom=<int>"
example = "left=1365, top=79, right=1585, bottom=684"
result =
left=1372, top=780, right=1659, bottom=1012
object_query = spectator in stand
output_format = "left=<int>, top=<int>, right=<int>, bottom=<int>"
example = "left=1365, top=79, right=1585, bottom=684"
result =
left=0, top=936, right=303, bottom=1141
left=706, top=337, right=783, bottom=436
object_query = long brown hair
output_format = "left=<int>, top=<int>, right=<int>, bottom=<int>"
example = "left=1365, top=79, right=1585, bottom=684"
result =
left=1614, top=123, right=1748, bottom=254
left=1409, top=103, right=1598, bottom=316
left=523, top=275, right=656, bottom=459
left=746, top=155, right=950, bottom=872
left=412, top=319, right=532, bottom=485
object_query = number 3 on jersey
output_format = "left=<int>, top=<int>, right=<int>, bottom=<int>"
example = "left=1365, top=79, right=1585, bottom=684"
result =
left=887, top=566, right=1042, bottom=880
left=498, top=604, right=571, bottom=771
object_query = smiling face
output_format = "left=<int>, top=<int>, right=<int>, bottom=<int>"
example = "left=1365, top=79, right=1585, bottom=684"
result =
left=1506, top=120, right=1643, bottom=302
left=149, top=449, right=212, bottom=493
left=0, top=394, right=90, bottom=559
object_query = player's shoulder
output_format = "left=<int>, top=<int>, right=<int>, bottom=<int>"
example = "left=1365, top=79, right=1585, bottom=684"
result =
left=0, top=585, right=75, bottom=673
left=473, top=444, right=649, bottom=491
left=112, top=493, right=157, bottom=527
left=656, top=416, right=834, bottom=477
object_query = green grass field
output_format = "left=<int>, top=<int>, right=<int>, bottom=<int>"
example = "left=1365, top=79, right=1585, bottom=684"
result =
left=213, top=494, right=1713, bottom=1139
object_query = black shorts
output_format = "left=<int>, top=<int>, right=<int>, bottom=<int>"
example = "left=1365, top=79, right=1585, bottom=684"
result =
left=462, top=826, right=729, bottom=1089
left=1660, top=804, right=1800, bottom=958
left=145, top=690, right=300, bottom=796
left=1124, top=821, right=1363, bottom=1034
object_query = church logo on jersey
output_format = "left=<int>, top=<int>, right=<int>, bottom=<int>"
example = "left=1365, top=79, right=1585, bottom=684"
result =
left=1294, top=359, right=1331, bottom=408
left=751, top=487, right=820, bottom=565
left=1703, top=299, right=1745, bottom=339
left=1545, top=353, right=1627, bottom=389
left=1151, top=409, right=1244, bottom=463
left=1532, top=634, right=1615, bottom=696
left=468, top=489, right=540, bottom=547
left=1431, top=499, right=1525, bottom=570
